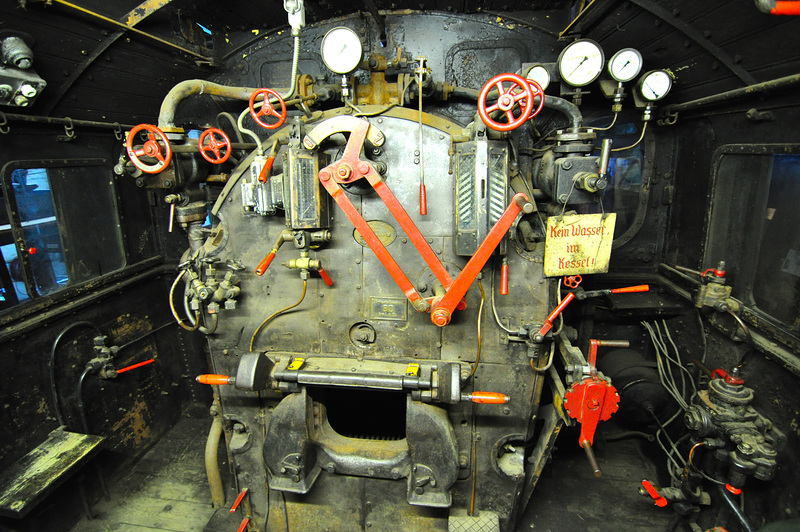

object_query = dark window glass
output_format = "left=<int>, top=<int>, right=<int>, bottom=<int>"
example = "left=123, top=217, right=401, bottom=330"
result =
left=752, top=154, right=800, bottom=327
left=0, top=163, right=125, bottom=308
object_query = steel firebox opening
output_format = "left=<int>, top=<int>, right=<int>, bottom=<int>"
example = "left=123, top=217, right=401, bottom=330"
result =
left=310, top=387, right=407, bottom=440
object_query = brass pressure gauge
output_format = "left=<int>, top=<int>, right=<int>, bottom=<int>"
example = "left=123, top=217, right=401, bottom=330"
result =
left=608, top=48, right=643, bottom=83
left=557, top=39, right=604, bottom=87
left=637, top=70, right=673, bottom=101
left=525, top=64, right=551, bottom=91
left=321, top=27, right=363, bottom=74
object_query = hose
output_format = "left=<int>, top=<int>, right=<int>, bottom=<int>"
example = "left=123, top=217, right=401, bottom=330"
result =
left=250, top=280, right=307, bottom=352
left=77, top=367, right=92, bottom=434
left=467, top=280, right=486, bottom=380
left=169, top=270, right=200, bottom=332
left=50, top=321, right=102, bottom=427
left=717, top=485, right=755, bottom=532
left=205, top=407, right=226, bottom=508
left=280, top=35, right=300, bottom=101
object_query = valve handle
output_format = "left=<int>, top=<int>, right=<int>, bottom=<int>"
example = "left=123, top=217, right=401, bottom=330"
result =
left=126, top=123, right=173, bottom=174
left=249, top=88, right=287, bottom=130
left=477, top=73, right=535, bottom=132
left=419, top=183, right=428, bottom=215
left=500, top=258, right=509, bottom=296
left=255, top=252, right=276, bottom=276
left=641, top=480, right=668, bottom=507
left=563, top=275, right=582, bottom=289
left=525, top=79, right=546, bottom=119
left=258, top=156, right=276, bottom=183
left=230, top=488, right=249, bottom=513
left=462, top=391, right=511, bottom=404
left=610, top=284, right=649, bottom=294
left=317, top=266, right=334, bottom=287
left=237, top=518, right=251, bottom=532
left=116, top=359, right=155, bottom=374
left=198, top=127, right=232, bottom=164
left=196, top=374, right=233, bottom=385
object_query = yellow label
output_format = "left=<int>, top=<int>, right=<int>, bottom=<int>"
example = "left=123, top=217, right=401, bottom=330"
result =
left=544, top=213, right=616, bottom=277
left=406, top=363, right=420, bottom=377
left=287, top=357, right=305, bottom=371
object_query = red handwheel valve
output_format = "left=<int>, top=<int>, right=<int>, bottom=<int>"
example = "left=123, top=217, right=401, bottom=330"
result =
left=249, top=88, right=287, bottom=130
left=525, top=79, right=546, bottom=119
left=198, top=128, right=232, bottom=164
left=126, top=124, right=173, bottom=174
left=477, top=73, right=535, bottom=132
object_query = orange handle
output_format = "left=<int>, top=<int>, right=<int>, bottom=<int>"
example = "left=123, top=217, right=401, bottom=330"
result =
left=500, top=259, right=509, bottom=296
left=641, top=480, right=668, bottom=507
left=468, top=391, right=510, bottom=404
left=258, top=156, right=275, bottom=183
left=317, top=267, right=333, bottom=287
left=116, top=359, right=155, bottom=374
left=196, top=374, right=232, bottom=385
left=255, top=252, right=276, bottom=276
left=230, top=488, right=249, bottom=513
left=610, top=284, right=649, bottom=294
left=772, top=1, right=800, bottom=14
left=420, top=183, right=427, bottom=215
left=237, top=517, right=251, bottom=532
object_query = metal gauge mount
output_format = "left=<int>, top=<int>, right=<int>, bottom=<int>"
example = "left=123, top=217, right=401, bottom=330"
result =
left=557, top=39, right=605, bottom=87
left=637, top=70, right=673, bottom=101
left=608, top=48, right=643, bottom=83
left=321, top=27, right=363, bottom=74
left=525, top=64, right=551, bottom=91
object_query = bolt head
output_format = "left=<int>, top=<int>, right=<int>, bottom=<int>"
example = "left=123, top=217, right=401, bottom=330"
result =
left=358, top=162, right=371, bottom=175
left=319, top=169, right=331, bottom=181
left=337, top=164, right=352, bottom=179
left=431, top=309, right=450, bottom=326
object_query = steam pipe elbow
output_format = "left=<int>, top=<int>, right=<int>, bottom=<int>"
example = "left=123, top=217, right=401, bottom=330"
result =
left=158, top=80, right=261, bottom=130
left=542, top=95, right=583, bottom=129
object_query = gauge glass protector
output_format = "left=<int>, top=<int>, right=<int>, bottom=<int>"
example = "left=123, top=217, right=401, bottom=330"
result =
left=525, top=65, right=551, bottom=90
left=639, top=70, right=673, bottom=101
left=558, top=40, right=604, bottom=87
left=321, top=27, right=363, bottom=74
left=608, top=48, right=643, bottom=83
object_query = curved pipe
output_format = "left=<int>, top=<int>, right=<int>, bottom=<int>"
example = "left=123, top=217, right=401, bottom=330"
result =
left=50, top=321, right=102, bottom=427
left=450, top=86, right=583, bottom=128
left=205, top=407, right=226, bottom=508
left=158, top=80, right=280, bottom=130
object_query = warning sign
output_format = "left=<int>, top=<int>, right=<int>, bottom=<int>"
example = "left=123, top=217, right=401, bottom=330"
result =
left=544, top=213, right=616, bottom=277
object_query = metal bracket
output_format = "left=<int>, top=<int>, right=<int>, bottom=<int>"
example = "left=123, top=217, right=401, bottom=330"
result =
left=57, top=117, right=76, bottom=142
left=304, top=116, right=533, bottom=326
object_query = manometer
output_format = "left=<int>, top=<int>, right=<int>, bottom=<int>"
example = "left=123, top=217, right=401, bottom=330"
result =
left=525, top=64, right=551, bottom=91
left=321, top=27, right=363, bottom=74
left=557, top=39, right=604, bottom=87
left=637, top=70, right=673, bottom=101
left=607, top=48, right=643, bottom=83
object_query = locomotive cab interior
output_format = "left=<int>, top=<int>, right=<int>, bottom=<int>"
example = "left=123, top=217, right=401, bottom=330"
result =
left=1, top=1, right=800, bottom=531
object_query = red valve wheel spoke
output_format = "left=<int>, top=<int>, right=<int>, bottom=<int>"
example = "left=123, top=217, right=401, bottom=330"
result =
left=199, top=128, right=232, bottom=164
left=478, top=73, right=534, bottom=132
left=249, top=88, right=287, bottom=130
left=126, top=124, right=172, bottom=174
left=526, top=79, right=546, bottom=119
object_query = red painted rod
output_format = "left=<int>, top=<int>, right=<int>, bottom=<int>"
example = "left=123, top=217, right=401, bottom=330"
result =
left=116, top=358, right=155, bottom=374
left=500, top=258, right=509, bottom=296
left=463, top=391, right=511, bottom=404
left=419, top=183, right=427, bottom=215
left=230, top=488, right=249, bottom=513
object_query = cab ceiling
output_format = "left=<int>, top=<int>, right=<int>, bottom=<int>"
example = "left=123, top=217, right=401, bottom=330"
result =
left=3, top=0, right=799, bottom=123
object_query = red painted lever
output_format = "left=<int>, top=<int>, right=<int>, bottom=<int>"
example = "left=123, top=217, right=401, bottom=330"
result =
left=317, top=267, right=333, bottom=286
left=116, top=359, right=155, bottom=374
left=770, top=1, right=800, bottom=15
left=258, top=156, right=275, bottom=183
left=255, top=252, right=276, bottom=276
left=420, top=183, right=427, bottom=215
left=610, top=284, right=649, bottom=294
left=196, top=374, right=233, bottom=385
left=536, top=292, right=575, bottom=339
left=712, top=368, right=744, bottom=385
left=237, top=517, right=251, bottom=532
left=230, top=488, right=249, bottom=513
left=500, top=258, right=509, bottom=296
left=462, top=391, right=510, bottom=404
left=642, top=480, right=668, bottom=507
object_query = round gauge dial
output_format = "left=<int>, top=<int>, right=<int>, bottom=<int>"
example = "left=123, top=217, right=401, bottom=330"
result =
left=321, top=27, right=363, bottom=74
left=557, top=39, right=605, bottom=87
left=525, top=64, right=551, bottom=91
left=638, top=70, right=673, bottom=101
left=608, top=48, right=643, bottom=83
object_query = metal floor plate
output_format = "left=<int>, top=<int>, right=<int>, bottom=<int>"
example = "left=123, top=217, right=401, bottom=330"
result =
left=448, top=509, right=500, bottom=532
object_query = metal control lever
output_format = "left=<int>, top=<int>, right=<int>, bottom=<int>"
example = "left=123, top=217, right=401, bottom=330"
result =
left=535, top=283, right=650, bottom=341
left=304, top=116, right=533, bottom=326
left=563, top=339, right=628, bottom=477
